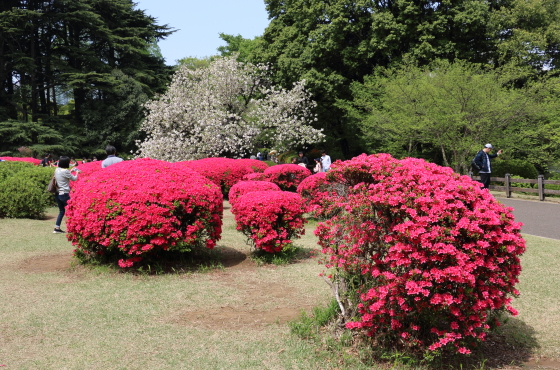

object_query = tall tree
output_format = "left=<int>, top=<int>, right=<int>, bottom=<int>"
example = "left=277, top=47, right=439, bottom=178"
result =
left=217, top=33, right=260, bottom=62
left=0, top=0, right=173, bottom=155
left=137, top=56, right=325, bottom=161
left=253, top=0, right=558, bottom=158
left=492, top=0, right=560, bottom=71
left=343, top=61, right=556, bottom=173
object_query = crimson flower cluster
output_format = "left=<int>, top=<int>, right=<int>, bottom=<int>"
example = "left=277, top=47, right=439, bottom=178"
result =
left=296, top=172, right=335, bottom=218
left=316, top=154, right=525, bottom=354
left=242, top=172, right=267, bottom=181
left=0, top=157, right=41, bottom=165
left=262, top=164, right=311, bottom=191
left=181, top=158, right=268, bottom=196
left=73, top=160, right=105, bottom=181
left=66, top=158, right=223, bottom=268
left=228, top=180, right=281, bottom=207
left=231, top=191, right=307, bottom=253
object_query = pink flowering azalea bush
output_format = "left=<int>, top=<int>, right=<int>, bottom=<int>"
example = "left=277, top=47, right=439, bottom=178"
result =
left=296, top=172, right=336, bottom=218
left=237, top=158, right=268, bottom=173
left=228, top=181, right=281, bottom=207
left=66, top=158, right=223, bottom=268
left=181, top=157, right=268, bottom=197
left=0, top=156, right=41, bottom=165
left=242, top=172, right=267, bottom=181
left=263, top=164, right=311, bottom=191
left=316, top=153, right=525, bottom=355
left=73, top=160, right=105, bottom=182
left=231, top=191, right=307, bottom=253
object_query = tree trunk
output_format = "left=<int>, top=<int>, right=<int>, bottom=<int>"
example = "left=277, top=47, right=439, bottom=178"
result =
left=441, top=145, right=449, bottom=167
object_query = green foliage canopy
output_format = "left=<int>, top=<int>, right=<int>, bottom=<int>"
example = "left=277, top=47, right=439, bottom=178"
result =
left=0, top=0, right=174, bottom=156
left=343, top=61, right=558, bottom=173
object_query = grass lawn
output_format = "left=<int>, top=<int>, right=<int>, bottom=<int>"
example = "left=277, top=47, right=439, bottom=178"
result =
left=0, top=204, right=559, bottom=369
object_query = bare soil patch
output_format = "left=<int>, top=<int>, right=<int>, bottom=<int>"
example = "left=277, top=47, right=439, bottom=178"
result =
left=18, top=252, right=74, bottom=273
left=522, top=358, right=560, bottom=369
left=180, top=305, right=312, bottom=329
left=176, top=261, right=316, bottom=329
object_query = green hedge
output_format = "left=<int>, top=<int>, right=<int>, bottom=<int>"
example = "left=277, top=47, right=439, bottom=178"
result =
left=0, top=161, right=54, bottom=218
left=492, top=159, right=539, bottom=179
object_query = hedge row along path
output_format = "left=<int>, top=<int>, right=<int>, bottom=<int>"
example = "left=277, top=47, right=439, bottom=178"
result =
left=497, top=197, right=560, bottom=240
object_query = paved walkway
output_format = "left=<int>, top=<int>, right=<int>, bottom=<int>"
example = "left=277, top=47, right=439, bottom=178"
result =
left=496, top=197, right=560, bottom=240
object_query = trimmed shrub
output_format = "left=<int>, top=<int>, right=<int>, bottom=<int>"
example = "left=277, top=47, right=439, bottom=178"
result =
left=0, top=160, right=36, bottom=181
left=316, top=153, right=525, bottom=354
left=237, top=158, right=268, bottom=173
left=263, top=164, right=311, bottom=191
left=228, top=181, right=281, bottom=207
left=242, top=172, right=268, bottom=181
left=66, top=158, right=223, bottom=268
left=0, top=156, right=41, bottom=165
left=231, top=191, right=307, bottom=253
left=0, top=161, right=54, bottom=218
left=492, top=159, right=539, bottom=179
left=72, top=160, right=105, bottom=181
left=181, top=157, right=267, bottom=197
left=296, top=172, right=335, bottom=218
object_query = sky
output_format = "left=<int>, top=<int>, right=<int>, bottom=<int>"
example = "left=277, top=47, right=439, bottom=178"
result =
left=134, top=0, right=271, bottom=65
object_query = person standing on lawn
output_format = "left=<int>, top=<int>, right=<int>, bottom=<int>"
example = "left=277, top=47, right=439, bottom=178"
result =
left=473, top=143, right=503, bottom=189
left=53, top=156, right=81, bottom=233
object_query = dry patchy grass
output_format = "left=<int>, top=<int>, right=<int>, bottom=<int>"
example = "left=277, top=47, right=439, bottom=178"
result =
left=0, top=205, right=559, bottom=369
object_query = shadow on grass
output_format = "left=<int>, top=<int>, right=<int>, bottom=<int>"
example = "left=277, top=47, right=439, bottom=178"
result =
left=74, top=246, right=236, bottom=275
left=214, top=245, right=246, bottom=268
left=418, top=317, right=539, bottom=369
left=473, top=317, right=540, bottom=368
left=290, top=304, right=541, bottom=370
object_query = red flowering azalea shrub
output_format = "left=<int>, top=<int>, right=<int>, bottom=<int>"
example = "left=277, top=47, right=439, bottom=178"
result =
left=263, top=164, right=311, bottom=191
left=242, top=172, right=267, bottom=181
left=0, top=157, right=41, bottom=165
left=73, top=160, right=105, bottom=182
left=66, top=158, right=223, bottom=268
left=181, top=158, right=267, bottom=197
left=231, top=191, right=307, bottom=253
left=236, top=158, right=268, bottom=173
left=296, top=172, right=336, bottom=218
left=316, top=153, right=525, bottom=354
left=228, top=181, right=281, bottom=207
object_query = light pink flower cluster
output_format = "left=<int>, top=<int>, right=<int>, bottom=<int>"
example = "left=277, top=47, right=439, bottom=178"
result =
left=316, top=153, right=525, bottom=354
left=180, top=158, right=268, bottom=196
left=228, top=181, right=281, bottom=207
left=66, top=158, right=223, bottom=268
left=261, top=164, right=311, bottom=191
left=0, top=157, right=41, bottom=165
left=231, top=191, right=307, bottom=253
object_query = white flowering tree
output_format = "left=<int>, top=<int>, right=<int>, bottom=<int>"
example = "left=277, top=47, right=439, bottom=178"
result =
left=136, top=56, right=324, bottom=161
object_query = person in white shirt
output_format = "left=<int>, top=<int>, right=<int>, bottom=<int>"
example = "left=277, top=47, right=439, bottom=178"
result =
left=320, top=150, right=331, bottom=172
